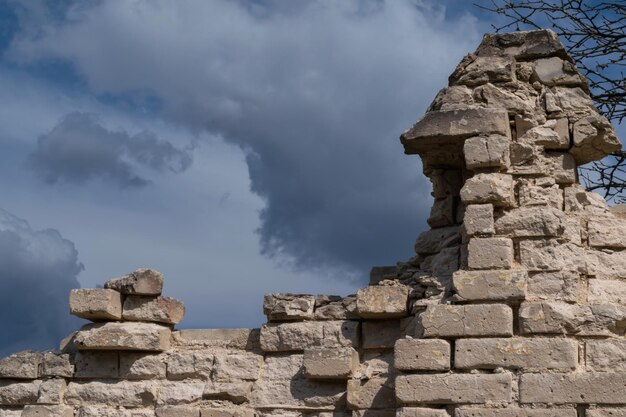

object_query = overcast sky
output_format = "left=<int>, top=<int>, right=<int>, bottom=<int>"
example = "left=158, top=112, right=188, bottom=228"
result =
left=0, top=0, right=499, bottom=356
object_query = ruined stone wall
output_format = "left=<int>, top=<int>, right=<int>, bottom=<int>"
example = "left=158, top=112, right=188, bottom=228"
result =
left=1, top=29, right=626, bottom=417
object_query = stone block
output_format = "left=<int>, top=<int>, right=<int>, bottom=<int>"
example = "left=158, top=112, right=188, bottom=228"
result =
left=260, top=321, right=359, bottom=352
left=362, top=320, right=402, bottom=349
left=65, top=381, right=157, bottom=407
left=427, top=196, right=456, bottom=228
left=156, top=381, right=204, bottom=405
left=519, top=125, right=568, bottom=150
left=203, top=381, right=253, bottom=404
left=22, top=405, right=74, bottom=417
left=570, top=114, right=621, bottom=165
left=586, top=250, right=626, bottom=279
left=518, top=182, right=563, bottom=208
left=314, top=295, right=359, bottom=320
left=356, top=285, right=409, bottom=318
left=494, top=207, right=566, bottom=237
left=455, top=337, right=577, bottom=370
left=104, top=268, right=164, bottom=295
left=589, top=280, right=626, bottom=305
left=303, top=347, right=358, bottom=380
left=564, top=184, right=608, bottom=213
left=201, top=409, right=254, bottom=417
left=476, top=29, right=567, bottom=59
left=74, top=322, right=171, bottom=351
left=450, top=55, right=514, bottom=87
left=0, top=351, right=41, bottom=379
left=119, top=353, right=166, bottom=379
left=172, top=328, right=259, bottom=350
left=520, top=372, right=626, bottom=404
left=463, top=135, right=510, bottom=169
left=419, top=304, right=513, bottom=337
left=452, top=270, right=527, bottom=301
left=473, top=83, right=534, bottom=114
left=532, top=56, right=585, bottom=87
left=527, top=271, right=579, bottom=302
left=414, top=226, right=460, bottom=255
left=347, top=378, right=396, bottom=410
left=455, top=408, right=576, bottom=417
left=213, top=352, right=262, bottom=381
left=467, top=238, right=514, bottom=270
left=519, top=240, right=585, bottom=273
left=396, top=373, right=512, bottom=405
left=394, top=338, right=450, bottom=371
left=588, top=217, right=626, bottom=249
left=0, top=380, right=40, bottom=405
left=156, top=407, right=199, bottom=417
left=398, top=408, right=449, bottom=417
left=166, top=351, right=213, bottom=380
left=74, top=351, right=119, bottom=379
left=463, top=204, right=495, bottom=236
left=460, top=173, right=514, bottom=207
left=264, top=293, right=316, bottom=321
left=77, top=407, right=155, bottom=417
left=586, top=339, right=626, bottom=371
left=586, top=410, right=626, bottom=417
left=42, top=352, right=73, bottom=378
left=250, top=378, right=346, bottom=409
left=519, top=302, right=626, bottom=336
left=37, top=378, right=66, bottom=404
left=358, top=351, right=394, bottom=379
left=123, top=296, right=185, bottom=324
left=69, top=288, right=123, bottom=320
left=352, top=411, right=395, bottom=417
left=401, top=109, right=510, bottom=154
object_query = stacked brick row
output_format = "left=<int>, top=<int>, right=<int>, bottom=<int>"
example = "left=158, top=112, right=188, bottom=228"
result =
left=0, top=29, right=625, bottom=417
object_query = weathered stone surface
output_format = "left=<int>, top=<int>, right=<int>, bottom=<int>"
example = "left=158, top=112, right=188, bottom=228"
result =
left=37, top=378, right=66, bottom=404
left=251, top=378, right=346, bottom=410
left=586, top=339, right=626, bottom=371
left=519, top=302, right=626, bottom=336
left=260, top=321, right=359, bottom=352
left=518, top=182, right=563, bottom=208
left=519, top=126, right=568, bottom=150
left=213, top=352, right=262, bottom=381
left=414, top=226, right=460, bottom=255
left=157, top=381, right=204, bottom=405
left=119, top=353, right=166, bottom=380
left=463, top=135, right=510, bottom=169
left=586, top=410, right=626, bottom=417
left=519, top=240, right=584, bottom=272
left=570, top=114, right=621, bottom=165
left=78, top=407, right=155, bottom=417
left=172, top=328, right=260, bottom=350
left=455, top=408, right=576, bottom=417
left=589, top=279, right=626, bottom=305
left=520, top=373, right=626, bottom=404
left=0, top=351, right=41, bottom=379
left=476, top=29, right=567, bottom=59
left=427, top=196, right=456, bottom=228
left=463, top=204, right=495, bottom=236
left=65, top=381, right=157, bottom=407
left=553, top=87, right=595, bottom=114
left=347, top=378, right=395, bottom=410
left=452, top=270, right=526, bottom=301
left=450, top=54, right=514, bottom=87
left=362, top=320, right=402, bottom=349
left=473, top=83, right=535, bottom=114
left=527, top=271, right=579, bottom=302
left=156, top=406, right=199, bottom=417
left=394, top=338, right=450, bottom=371
left=396, top=373, right=512, bottom=405
left=104, top=268, right=164, bottom=295
left=460, top=173, right=514, bottom=207
left=42, top=352, right=73, bottom=378
left=204, top=381, right=253, bottom=404
left=357, top=351, right=394, bottom=379
left=455, top=337, right=577, bottom=370
left=314, top=295, right=358, bottom=320
left=467, top=238, right=514, bottom=270
left=588, top=217, right=626, bottom=249
left=69, top=288, right=123, bottom=321
left=356, top=285, right=409, bottom=318
left=398, top=408, right=450, bottom=417
left=264, top=293, right=316, bottom=321
left=564, top=185, right=608, bottom=213
left=74, top=322, right=171, bottom=351
left=419, top=304, right=513, bottom=337
left=0, top=380, right=40, bottom=405
left=22, top=405, right=74, bottom=417
left=585, top=250, right=626, bottom=279
left=123, top=296, right=185, bottom=324
left=421, top=246, right=460, bottom=278
left=166, top=351, right=213, bottom=380
left=74, top=351, right=119, bottom=378
left=201, top=408, right=254, bottom=417
left=494, top=207, right=565, bottom=237
left=401, top=109, right=510, bottom=154
left=429, top=85, right=475, bottom=111
left=532, top=56, right=585, bottom=87
left=303, top=347, right=358, bottom=380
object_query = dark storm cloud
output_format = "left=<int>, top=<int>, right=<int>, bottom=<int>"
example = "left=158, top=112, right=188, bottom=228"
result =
left=29, top=112, right=192, bottom=188
left=0, top=208, right=82, bottom=356
left=8, top=1, right=482, bottom=277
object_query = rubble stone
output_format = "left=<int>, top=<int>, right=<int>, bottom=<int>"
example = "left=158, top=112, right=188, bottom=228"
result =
left=347, top=378, right=396, bottom=410
left=570, top=114, right=622, bottom=165
left=104, top=268, right=164, bottom=295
